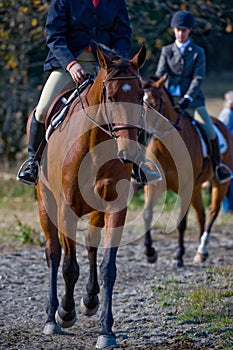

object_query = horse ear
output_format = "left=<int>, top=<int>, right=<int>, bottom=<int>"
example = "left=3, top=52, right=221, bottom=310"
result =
left=96, top=45, right=112, bottom=70
left=152, top=74, right=168, bottom=89
left=130, top=45, right=146, bottom=69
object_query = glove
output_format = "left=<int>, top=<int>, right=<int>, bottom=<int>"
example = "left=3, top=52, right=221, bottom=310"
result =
left=175, top=97, right=191, bottom=112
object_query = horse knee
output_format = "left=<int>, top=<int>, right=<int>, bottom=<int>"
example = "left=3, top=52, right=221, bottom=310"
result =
left=45, top=242, right=61, bottom=268
left=63, top=257, right=79, bottom=286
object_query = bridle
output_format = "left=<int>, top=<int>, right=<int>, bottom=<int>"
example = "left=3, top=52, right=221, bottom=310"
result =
left=78, top=70, right=144, bottom=140
left=143, top=87, right=164, bottom=115
left=143, top=85, right=181, bottom=131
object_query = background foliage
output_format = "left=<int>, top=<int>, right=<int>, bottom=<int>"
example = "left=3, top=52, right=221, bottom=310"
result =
left=0, top=0, right=232, bottom=164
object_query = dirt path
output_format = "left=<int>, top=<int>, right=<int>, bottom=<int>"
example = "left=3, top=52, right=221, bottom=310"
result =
left=1, top=226, right=233, bottom=350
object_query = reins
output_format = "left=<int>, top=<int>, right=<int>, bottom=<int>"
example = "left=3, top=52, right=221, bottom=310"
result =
left=78, top=70, right=143, bottom=140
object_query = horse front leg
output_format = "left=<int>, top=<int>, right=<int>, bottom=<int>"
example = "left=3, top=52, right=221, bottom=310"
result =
left=96, top=211, right=124, bottom=349
left=55, top=205, right=79, bottom=329
left=37, top=188, right=62, bottom=335
left=80, top=212, right=103, bottom=317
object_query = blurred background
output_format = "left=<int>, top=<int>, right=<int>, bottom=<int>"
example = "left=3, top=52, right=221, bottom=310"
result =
left=0, top=0, right=232, bottom=168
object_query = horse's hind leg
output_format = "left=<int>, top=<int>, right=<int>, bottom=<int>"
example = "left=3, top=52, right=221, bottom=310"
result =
left=194, top=182, right=228, bottom=263
left=80, top=211, right=102, bottom=316
left=55, top=204, right=79, bottom=329
left=143, top=184, right=162, bottom=263
left=190, top=187, right=208, bottom=264
left=36, top=189, right=62, bottom=335
left=175, top=189, right=192, bottom=268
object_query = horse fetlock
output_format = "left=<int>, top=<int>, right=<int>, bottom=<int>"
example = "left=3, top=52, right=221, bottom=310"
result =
left=80, top=295, right=99, bottom=316
left=55, top=305, right=76, bottom=328
left=197, top=231, right=210, bottom=255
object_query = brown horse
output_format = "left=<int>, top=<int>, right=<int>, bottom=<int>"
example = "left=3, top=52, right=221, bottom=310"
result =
left=33, top=45, right=146, bottom=348
left=142, top=75, right=233, bottom=267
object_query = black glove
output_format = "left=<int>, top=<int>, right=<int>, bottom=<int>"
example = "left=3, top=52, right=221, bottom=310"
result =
left=175, top=97, right=191, bottom=112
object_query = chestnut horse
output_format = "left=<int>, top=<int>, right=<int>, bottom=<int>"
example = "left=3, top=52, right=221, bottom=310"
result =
left=33, top=45, right=146, bottom=348
left=142, top=75, right=233, bottom=267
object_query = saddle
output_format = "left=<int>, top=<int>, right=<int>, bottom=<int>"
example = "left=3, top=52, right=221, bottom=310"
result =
left=184, top=111, right=227, bottom=157
left=45, top=77, right=93, bottom=140
left=34, top=77, right=93, bottom=162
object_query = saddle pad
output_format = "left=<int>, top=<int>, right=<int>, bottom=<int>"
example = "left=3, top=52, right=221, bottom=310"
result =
left=194, top=124, right=227, bottom=158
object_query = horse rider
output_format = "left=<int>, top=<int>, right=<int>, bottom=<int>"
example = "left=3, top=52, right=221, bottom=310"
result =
left=155, top=10, right=232, bottom=183
left=17, top=0, right=160, bottom=186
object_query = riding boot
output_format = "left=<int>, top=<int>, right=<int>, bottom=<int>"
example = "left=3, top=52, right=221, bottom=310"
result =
left=17, top=113, right=45, bottom=185
left=132, top=129, right=162, bottom=185
left=211, top=136, right=232, bottom=183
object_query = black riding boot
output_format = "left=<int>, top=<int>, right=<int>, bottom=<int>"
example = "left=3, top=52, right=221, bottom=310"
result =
left=211, top=136, right=232, bottom=183
left=132, top=129, right=162, bottom=185
left=17, top=113, right=45, bottom=185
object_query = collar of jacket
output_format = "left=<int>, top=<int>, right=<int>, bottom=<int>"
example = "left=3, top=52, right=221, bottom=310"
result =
left=172, top=41, right=193, bottom=55
left=81, top=0, right=101, bottom=12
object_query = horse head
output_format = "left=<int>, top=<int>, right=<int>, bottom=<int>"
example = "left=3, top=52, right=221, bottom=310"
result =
left=96, top=45, right=146, bottom=163
left=144, top=74, right=183, bottom=121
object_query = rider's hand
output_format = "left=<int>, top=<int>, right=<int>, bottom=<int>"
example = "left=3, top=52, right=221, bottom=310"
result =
left=67, top=61, right=87, bottom=84
left=175, top=97, right=191, bottom=111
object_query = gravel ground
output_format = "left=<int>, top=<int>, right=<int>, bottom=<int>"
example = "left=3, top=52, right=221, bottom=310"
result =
left=0, top=228, right=233, bottom=350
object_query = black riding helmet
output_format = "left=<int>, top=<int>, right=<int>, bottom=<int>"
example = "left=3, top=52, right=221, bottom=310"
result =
left=171, top=10, right=195, bottom=29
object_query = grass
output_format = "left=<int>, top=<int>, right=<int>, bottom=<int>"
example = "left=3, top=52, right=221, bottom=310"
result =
left=0, top=175, right=43, bottom=249
left=150, top=266, right=233, bottom=347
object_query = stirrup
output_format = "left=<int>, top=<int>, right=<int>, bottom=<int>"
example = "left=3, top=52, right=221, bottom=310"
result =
left=138, top=158, right=162, bottom=185
left=16, top=158, right=40, bottom=186
left=215, top=163, right=233, bottom=184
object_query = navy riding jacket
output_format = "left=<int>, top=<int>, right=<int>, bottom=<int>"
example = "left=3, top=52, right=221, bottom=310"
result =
left=44, top=0, right=132, bottom=72
left=156, top=40, right=206, bottom=108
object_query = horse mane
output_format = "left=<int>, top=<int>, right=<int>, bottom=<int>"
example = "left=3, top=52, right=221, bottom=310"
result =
left=93, top=42, right=121, bottom=60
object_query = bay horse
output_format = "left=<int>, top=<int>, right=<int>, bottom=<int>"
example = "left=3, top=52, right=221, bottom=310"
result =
left=33, top=45, right=146, bottom=348
left=142, top=75, right=233, bottom=267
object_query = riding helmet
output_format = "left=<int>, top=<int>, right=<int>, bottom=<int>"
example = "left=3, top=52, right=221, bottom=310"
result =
left=171, top=10, right=195, bottom=29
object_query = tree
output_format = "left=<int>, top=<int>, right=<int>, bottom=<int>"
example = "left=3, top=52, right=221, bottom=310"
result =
left=0, top=0, right=48, bottom=164
left=0, top=0, right=232, bottom=164
left=127, top=0, right=233, bottom=76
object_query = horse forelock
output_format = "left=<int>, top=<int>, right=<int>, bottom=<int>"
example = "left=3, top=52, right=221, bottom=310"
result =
left=108, top=60, right=132, bottom=76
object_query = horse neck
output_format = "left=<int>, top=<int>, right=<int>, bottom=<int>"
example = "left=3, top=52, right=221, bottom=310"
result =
left=161, top=89, right=178, bottom=124
left=87, top=70, right=105, bottom=106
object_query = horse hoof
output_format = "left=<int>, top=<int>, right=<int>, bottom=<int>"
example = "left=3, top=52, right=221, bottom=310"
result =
left=144, top=247, right=158, bottom=264
left=80, top=296, right=99, bottom=316
left=55, top=306, right=76, bottom=328
left=43, top=322, right=62, bottom=335
left=171, top=259, right=183, bottom=268
left=147, top=250, right=158, bottom=263
left=193, top=252, right=208, bottom=264
left=96, top=335, right=118, bottom=349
